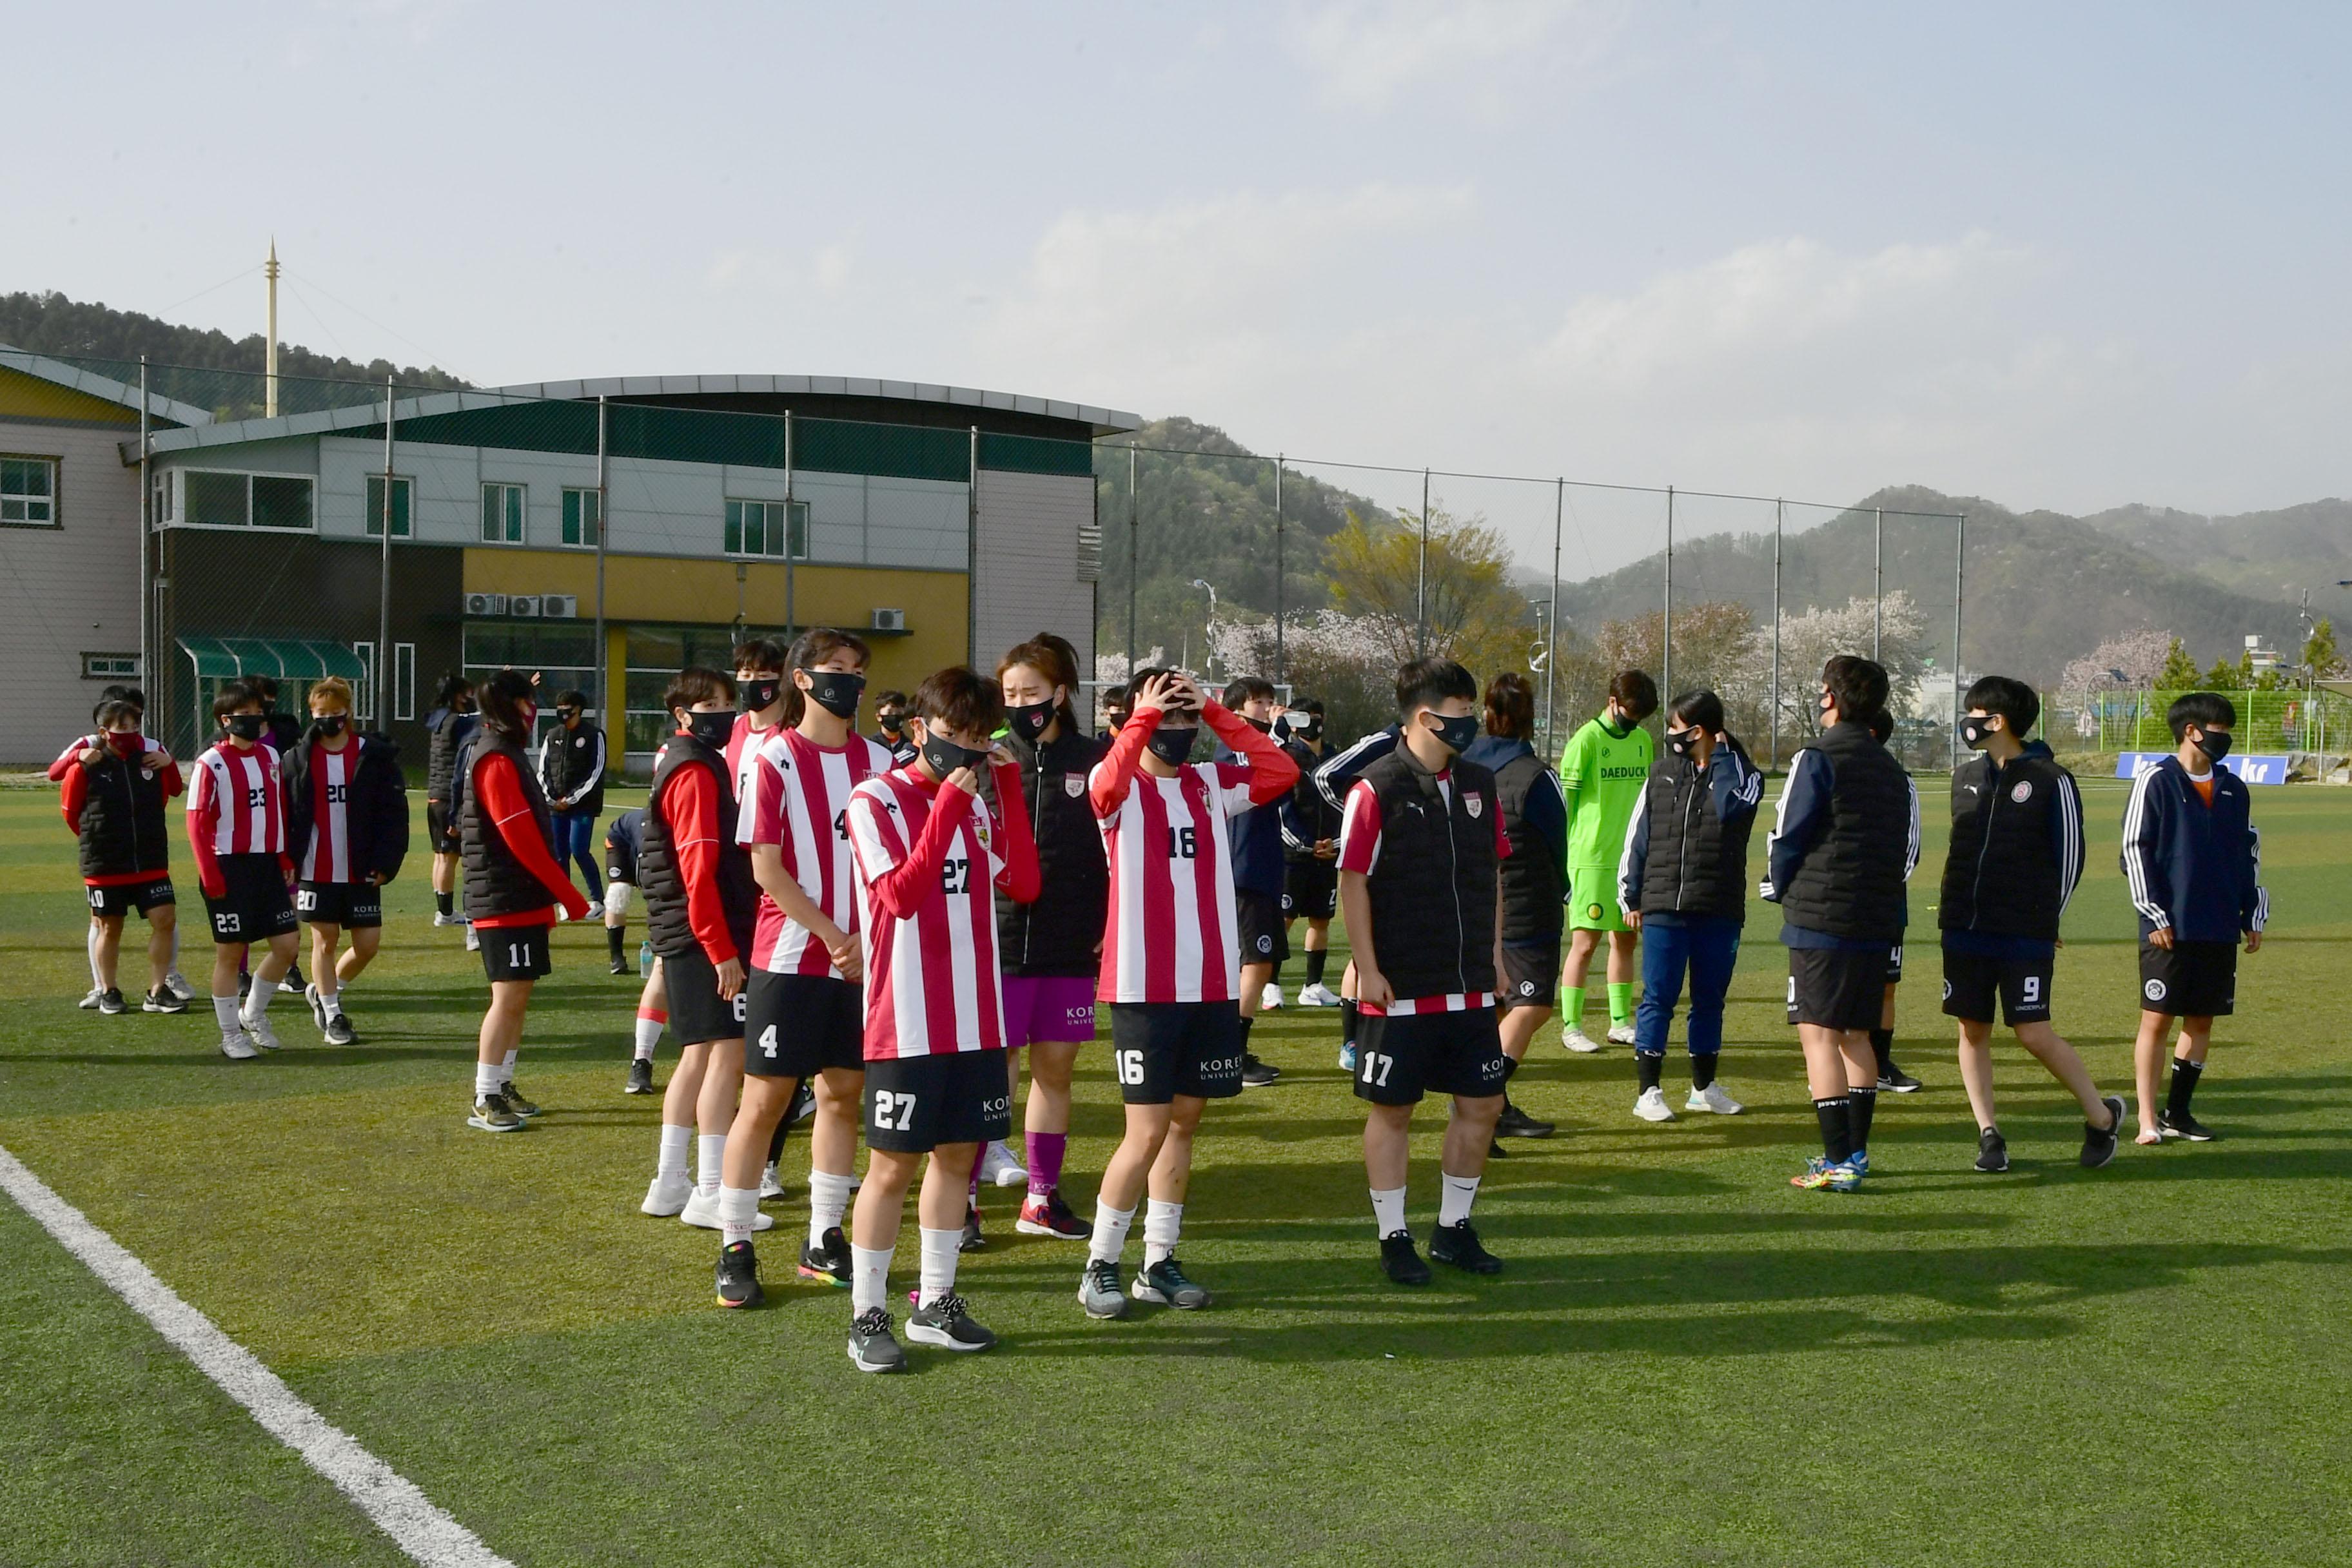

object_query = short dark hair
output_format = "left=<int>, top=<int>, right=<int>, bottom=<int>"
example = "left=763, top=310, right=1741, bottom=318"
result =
left=211, top=680, right=262, bottom=723
left=1667, top=689, right=1725, bottom=736
left=872, top=689, right=910, bottom=713
left=731, top=636, right=789, bottom=673
left=1609, top=669, right=1660, bottom=722
left=1288, top=696, right=1324, bottom=718
left=433, top=672, right=474, bottom=709
left=2168, top=691, right=2236, bottom=740
left=1396, top=657, right=1476, bottom=714
left=552, top=688, right=588, bottom=711
left=1484, top=672, right=1536, bottom=739
left=96, top=698, right=140, bottom=730
left=1865, top=706, right=1894, bottom=744
left=478, top=669, right=538, bottom=741
left=779, top=627, right=871, bottom=726
left=251, top=674, right=280, bottom=703
left=1821, top=655, right=1889, bottom=721
left=93, top=682, right=144, bottom=723
left=1965, top=676, right=2039, bottom=737
left=1222, top=676, right=1276, bottom=709
left=914, top=665, right=1003, bottom=737
left=663, top=666, right=736, bottom=718
left=1122, top=666, right=1192, bottom=718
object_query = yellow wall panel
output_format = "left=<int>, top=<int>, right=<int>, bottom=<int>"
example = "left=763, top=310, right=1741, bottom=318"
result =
left=0, top=366, right=141, bottom=426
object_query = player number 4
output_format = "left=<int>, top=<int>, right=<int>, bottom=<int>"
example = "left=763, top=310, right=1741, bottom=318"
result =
left=758, top=1024, right=779, bottom=1058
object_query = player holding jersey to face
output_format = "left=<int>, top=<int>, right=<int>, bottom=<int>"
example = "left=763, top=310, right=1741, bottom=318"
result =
left=282, top=677, right=408, bottom=1046
left=188, top=681, right=300, bottom=1059
left=1557, top=670, right=1658, bottom=1050
left=60, top=697, right=183, bottom=1014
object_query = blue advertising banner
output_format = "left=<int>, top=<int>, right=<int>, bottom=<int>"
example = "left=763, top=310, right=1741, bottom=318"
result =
left=2115, top=752, right=2291, bottom=785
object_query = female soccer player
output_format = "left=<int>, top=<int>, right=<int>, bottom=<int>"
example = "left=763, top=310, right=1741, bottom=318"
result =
left=1462, top=672, right=1568, bottom=1139
left=188, top=681, right=300, bottom=1058
left=61, top=698, right=183, bottom=1014
left=282, top=677, right=408, bottom=1046
left=424, top=675, right=478, bottom=928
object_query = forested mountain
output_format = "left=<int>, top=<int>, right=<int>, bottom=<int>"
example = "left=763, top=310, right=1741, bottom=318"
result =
left=2075, top=500, right=2352, bottom=630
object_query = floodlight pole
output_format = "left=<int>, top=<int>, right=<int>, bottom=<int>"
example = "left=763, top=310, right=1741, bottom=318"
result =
left=783, top=410, right=796, bottom=636
left=1873, top=506, right=1884, bottom=661
left=137, top=357, right=150, bottom=703
left=1416, top=467, right=1431, bottom=657
left=1662, top=485, right=1674, bottom=700
left=1771, top=498, right=1783, bottom=771
left=1545, top=477, right=1563, bottom=756
left=378, top=376, right=394, bottom=723
left=1127, top=442, right=1139, bottom=672
left=1273, top=455, right=1285, bottom=683
left=967, top=426, right=981, bottom=666
left=1952, top=511, right=1966, bottom=763
left=594, top=395, right=609, bottom=735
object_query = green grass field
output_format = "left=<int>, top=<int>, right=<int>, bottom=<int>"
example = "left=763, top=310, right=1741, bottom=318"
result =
left=3, top=777, right=2347, bottom=1567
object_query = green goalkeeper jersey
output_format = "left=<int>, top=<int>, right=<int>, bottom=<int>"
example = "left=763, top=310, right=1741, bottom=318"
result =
left=1558, top=715, right=1654, bottom=870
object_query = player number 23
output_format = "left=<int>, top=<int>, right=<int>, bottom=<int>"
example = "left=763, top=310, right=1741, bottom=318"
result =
left=872, top=1090, right=917, bottom=1130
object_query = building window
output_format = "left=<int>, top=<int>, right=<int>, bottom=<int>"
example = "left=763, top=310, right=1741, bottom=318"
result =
left=82, top=652, right=140, bottom=680
left=393, top=642, right=416, bottom=721
left=179, top=470, right=315, bottom=531
left=152, top=470, right=172, bottom=525
left=482, top=482, right=525, bottom=544
left=364, top=475, right=413, bottom=538
left=2, top=455, right=58, bottom=526
left=561, top=486, right=600, bottom=548
left=352, top=642, right=377, bottom=721
left=724, top=498, right=807, bottom=560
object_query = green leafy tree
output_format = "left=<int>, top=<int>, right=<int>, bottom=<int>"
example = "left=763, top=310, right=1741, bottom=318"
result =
left=2304, top=617, right=2345, bottom=679
left=1324, top=505, right=1528, bottom=676
left=2200, top=657, right=2238, bottom=690
left=2157, top=637, right=2201, bottom=689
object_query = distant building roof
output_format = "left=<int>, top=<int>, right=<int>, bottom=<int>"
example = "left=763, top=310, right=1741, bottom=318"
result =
left=0, top=346, right=216, bottom=427
left=490, top=374, right=1141, bottom=438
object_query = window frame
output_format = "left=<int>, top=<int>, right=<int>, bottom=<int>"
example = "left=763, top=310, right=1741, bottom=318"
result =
left=393, top=642, right=416, bottom=721
left=364, top=474, right=414, bottom=538
left=81, top=652, right=140, bottom=680
left=560, top=485, right=601, bottom=549
left=170, top=468, right=318, bottom=533
left=480, top=482, right=527, bottom=545
left=1, top=453, right=59, bottom=528
left=351, top=642, right=378, bottom=722
left=723, top=497, right=808, bottom=561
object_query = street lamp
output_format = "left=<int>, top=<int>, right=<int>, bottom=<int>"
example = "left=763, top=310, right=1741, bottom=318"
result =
left=1191, top=578, right=1219, bottom=680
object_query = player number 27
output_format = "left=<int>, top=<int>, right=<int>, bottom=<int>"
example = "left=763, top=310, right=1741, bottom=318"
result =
left=872, top=1090, right=917, bottom=1130
left=1358, top=1051, right=1393, bottom=1087
left=940, top=856, right=971, bottom=895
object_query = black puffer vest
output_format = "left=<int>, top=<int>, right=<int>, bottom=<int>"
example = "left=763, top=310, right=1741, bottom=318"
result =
left=1939, top=743, right=2070, bottom=941
left=544, top=722, right=606, bottom=815
left=77, top=749, right=172, bottom=878
left=640, top=731, right=758, bottom=961
left=426, top=707, right=476, bottom=801
left=1634, top=740, right=1757, bottom=922
left=1778, top=723, right=1911, bottom=942
left=1480, top=743, right=1565, bottom=941
left=461, top=732, right=556, bottom=919
left=1357, top=747, right=1500, bottom=999
left=993, top=723, right=1110, bottom=975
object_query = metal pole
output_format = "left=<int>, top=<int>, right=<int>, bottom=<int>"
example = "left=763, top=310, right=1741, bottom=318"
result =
left=1662, top=485, right=1674, bottom=700
left=1127, top=442, right=1139, bottom=671
left=1273, top=455, right=1285, bottom=684
left=378, top=377, right=393, bottom=723
left=594, top=396, right=609, bottom=732
left=783, top=410, right=796, bottom=636
left=966, top=426, right=980, bottom=666
left=1417, top=467, right=1431, bottom=656
left=1952, top=511, right=1966, bottom=763
left=1545, top=477, right=1563, bottom=756
left=137, top=357, right=150, bottom=701
left=1873, top=505, right=1884, bottom=661
left=1771, top=498, right=1783, bottom=770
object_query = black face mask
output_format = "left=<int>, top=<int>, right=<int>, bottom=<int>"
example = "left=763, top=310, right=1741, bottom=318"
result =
left=682, top=709, right=735, bottom=749
left=1006, top=698, right=1055, bottom=743
left=1244, top=716, right=1273, bottom=734
left=556, top=708, right=580, bottom=725
left=1420, top=710, right=1479, bottom=756
left=800, top=669, right=865, bottom=721
left=876, top=710, right=905, bottom=736
left=1146, top=727, right=1197, bottom=766
left=1665, top=729, right=1694, bottom=758
left=2192, top=729, right=2232, bottom=765
left=1293, top=718, right=1322, bottom=743
left=739, top=678, right=781, bottom=714
left=225, top=714, right=265, bottom=741
left=315, top=714, right=348, bottom=738
left=1961, top=717, right=1994, bottom=750
left=920, top=730, right=989, bottom=779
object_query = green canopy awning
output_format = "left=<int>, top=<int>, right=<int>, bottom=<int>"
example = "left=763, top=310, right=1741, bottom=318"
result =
left=178, top=635, right=366, bottom=681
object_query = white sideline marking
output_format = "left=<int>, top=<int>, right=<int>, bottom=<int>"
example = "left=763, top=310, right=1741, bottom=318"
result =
left=0, top=1145, right=514, bottom=1568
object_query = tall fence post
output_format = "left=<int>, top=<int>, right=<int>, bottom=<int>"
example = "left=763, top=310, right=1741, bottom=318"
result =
left=594, top=395, right=609, bottom=736
left=1873, top=505, right=1884, bottom=661
left=1416, top=467, right=1431, bottom=657
left=966, top=426, right=980, bottom=666
left=1273, top=454, right=1285, bottom=685
left=1545, top=477, right=1563, bottom=756
left=1127, top=442, right=1139, bottom=671
left=137, top=357, right=150, bottom=701
left=1952, top=511, right=1966, bottom=760
left=1771, top=498, right=1783, bottom=770
left=378, top=377, right=394, bottom=723
left=783, top=409, right=796, bottom=636
left=1662, top=485, right=1674, bottom=700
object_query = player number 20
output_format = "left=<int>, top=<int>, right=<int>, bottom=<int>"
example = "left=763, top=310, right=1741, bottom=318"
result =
left=1115, top=1049, right=1146, bottom=1086
left=1358, top=1051, right=1393, bottom=1087
left=872, top=1090, right=917, bottom=1130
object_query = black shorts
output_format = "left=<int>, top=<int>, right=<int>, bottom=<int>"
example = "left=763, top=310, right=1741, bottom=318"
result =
left=1886, top=943, right=1905, bottom=984
left=1353, top=1004, right=1510, bottom=1106
left=744, top=970, right=863, bottom=1077
left=1281, top=859, right=1338, bottom=921
left=426, top=801, right=459, bottom=856
left=202, top=855, right=297, bottom=943
left=481, top=924, right=552, bottom=983
left=1106, top=1002, right=1244, bottom=1105
left=863, top=1051, right=1014, bottom=1153
left=297, top=881, right=382, bottom=928
left=663, top=944, right=750, bottom=1046
left=1941, top=946, right=2055, bottom=1026
left=87, top=879, right=175, bottom=919
left=2140, top=939, right=2237, bottom=1019
left=603, top=838, right=637, bottom=887
left=1236, top=890, right=1288, bottom=968
left=1498, top=940, right=1560, bottom=1009
left=1785, top=946, right=1888, bottom=1031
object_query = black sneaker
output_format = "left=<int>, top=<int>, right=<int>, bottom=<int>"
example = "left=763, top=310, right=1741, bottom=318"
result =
left=1132, top=1256, right=1211, bottom=1309
left=1380, top=1230, right=1432, bottom=1286
left=467, top=1092, right=524, bottom=1133
left=280, top=963, right=305, bottom=994
left=1974, top=1127, right=2010, bottom=1173
left=1487, top=1137, right=1510, bottom=1160
left=906, top=1292, right=996, bottom=1353
left=2081, top=1095, right=2126, bottom=1168
left=798, top=1226, right=852, bottom=1288
left=1429, top=1219, right=1503, bottom=1275
left=304, top=983, right=327, bottom=1030
left=1495, top=1097, right=1554, bottom=1137
left=625, top=1058, right=656, bottom=1095
left=1078, top=1259, right=1129, bottom=1318
left=608, top=955, right=631, bottom=976
left=847, top=1308, right=907, bottom=1373
left=96, top=988, right=127, bottom=1015
left=1877, top=1063, right=1923, bottom=1093
left=789, top=1079, right=818, bottom=1124
left=959, top=1206, right=986, bottom=1253
left=502, top=1083, right=541, bottom=1118
left=1240, top=1053, right=1281, bottom=1087
left=2158, top=1107, right=2215, bottom=1142
left=142, top=987, right=188, bottom=1015
left=322, top=1014, right=355, bottom=1046
left=715, top=1240, right=765, bottom=1309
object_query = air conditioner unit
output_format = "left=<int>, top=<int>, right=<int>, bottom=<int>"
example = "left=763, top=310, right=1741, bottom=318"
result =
left=542, top=594, right=578, bottom=618
left=463, top=592, right=508, bottom=616
left=870, top=607, right=907, bottom=633
left=509, top=595, right=542, bottom=618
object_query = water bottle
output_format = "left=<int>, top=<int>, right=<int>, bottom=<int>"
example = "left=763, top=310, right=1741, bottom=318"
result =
left=638, top=939, right=654, bottom=977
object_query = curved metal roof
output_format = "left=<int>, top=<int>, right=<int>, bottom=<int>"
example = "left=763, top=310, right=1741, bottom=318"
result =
left=489, top=374, right=1140, bottom=438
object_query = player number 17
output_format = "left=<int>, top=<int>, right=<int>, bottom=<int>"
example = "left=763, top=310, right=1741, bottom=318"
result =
left=1358, top=1051, right=1393, bottom=1087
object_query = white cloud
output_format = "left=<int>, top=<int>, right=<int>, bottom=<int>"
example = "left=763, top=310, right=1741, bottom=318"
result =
left=1285, top=0, right=1614, bottom=108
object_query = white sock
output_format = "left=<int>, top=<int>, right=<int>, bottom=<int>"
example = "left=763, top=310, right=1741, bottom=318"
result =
left=656, top=1123, right=692, bottom=1179
left=1088, top=1200, right=1136, bottom=1266
left=320, top=987, right=344, bottom=1019
left=718, top=1185, right=761, bottom=1247
left=1438, top=1172, right=1480, bottom=1228
left=88, top=924, right=104, bottom=988
left=808, top=1169, right=854, bottom=1247
left=850, top=1243, right=892, bottom=1315
left=240, top=985, right=273, bottom=1024
left=1143, top=1199, right=1183, bottom=1268
left=916, top=1226, right=960, bottom=1308
left=500, top=1047, right=518, bottom=1085
left=633, top=1015, right=663, bottom=1059
left=697, top=1133, right=728, bottom=1196
left=168, top=925, right=181, bottom=966
left=211, top=995, right=242, bottom=1034
left=474, top=1062, right=504, bottom=1098
left=1371, top=1185, right=1407, bottom=1238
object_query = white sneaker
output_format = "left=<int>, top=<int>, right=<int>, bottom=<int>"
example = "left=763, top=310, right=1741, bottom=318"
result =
left=1298, top=983, right=1342, bottom=1008
left=1606, top=1022, right=1638, bottom=1045
left=1562, top=1024, right=1603, bottom=1054
left=77, top=988, right=106, bottom=1010
left=979, top=1139, right=1028, bottom=1189
left=278, top=974, right=302, bottom=994
left=1260, top=983, right=1285, bottom=1011
left=1632, top=1086, right=1676, bottom=1122
left=464, top=925, right=480, bottom=952
left=219, top=1029, right=260, bottom=1061
left=164, top=970, right=198, bottom=1001
left=642, top=1171, right=692, bottom=1217
left=240, top=1013, right=284, bottom=1052
left=1686, top=1083, right=1745, bottom=1115
left=679, top=1187, right=772, bottom=1231
left=304, top=983, right=326, bottom=1030
left=759, top=1161, right=786, bottom=1200
left=432, top=911, right=465, bottom=928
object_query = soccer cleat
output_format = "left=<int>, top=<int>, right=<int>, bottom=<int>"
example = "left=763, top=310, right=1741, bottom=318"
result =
left=1685, top=1083, right=1744, bottom=1115
left=1260, top=983, right=1284, bottom=1011
left=1561, top=1024, right=1603, bottom=1054
left=1133, top=1257, right=1212, bottom=1309
left=1298, top=982, right=1343, bottom=1008
left=1847, top=1150, right=1870, bottom=1179
left=607, top=955, right=631, bottom=976
left=679, top=1188, right=772, bottom=1231
left=798, top=1226, right=853, bottom=1288
left=1240, top=1054, right=1281, bottom=1088
left=1494, top=1098, right=1556, bottom=1138
left=624, top=1058, right=656, bottom=1095
left=715, top=1240, right=764, bottom=1308
left=240, top=1014, right=283, bottom=1052
left=906, top=1293, right=996, bottom=1353
left=1380, top=1230, right=1433, bottom=1286
left=847, top=1308, right=907, bottom=1373
left=978, top=1139, right=1028, bottom=1189
left=219, top=1030, right=260, bottom=1061
left=304, top=983, right=326, bottom=1030
left=959, top=1206, right=986, bottom=1253
left=642, top=1171, right=692, bottom=1217
left=96, top=988, right=127, bottom=1015
left=432, top=910, right=466, bottom=928
left=788, top=1079, right=818, bottom=1124
left=280, top=965, right=304, bottom=994
left=2158, top=1107, right=2214, bottom=1142
left=1790, top=1157, right=1860, bottom=1191
left=468, top=1092, right=524, bottom=1132
left=77, top=987, right=105, bottom=1010
left=1079, top=1259, right=1130, bottom=1318
left=1017, top=1188, right=1093, bottom=1239
left=759, top=1161, right=785, bottom=1200
left=501, top=1084, right=540, bottom=1117
left=164, top=970, right=197, bottom=1002
left=322, top=1014, right=355, bottom=1046
left=1605, top=1022, right=1637, bottom=1046
left=1430, top=1219, right=1503, bottom=1275
left=1974, top=1128, right=2010, bottom=1173
left=2082, top=1095, right=2128, bottom=1169
left=1338, top=1041, right=1359, bottom=1073
left=142, top=987, right=188, bottom=1015
left=1631, top=1086, right=1676, bottom=1122
left=1876, top=1064, right=1923, bottom=1093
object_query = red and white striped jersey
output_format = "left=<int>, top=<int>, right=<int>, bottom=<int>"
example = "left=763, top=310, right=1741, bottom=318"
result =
left=189, top=743, right=285, bottom=856
left=1338, top=773, right=1510, bottom=1014
left=740, top=727, right=896, bottom=977
left=1093, top=761, right=1257, bottom=1004
left=297, top=742, right=357, bottom=882
left=847, top=769, right=1010, bottom=1059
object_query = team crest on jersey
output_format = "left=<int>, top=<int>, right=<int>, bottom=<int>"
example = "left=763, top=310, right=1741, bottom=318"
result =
left=2144, top=978, right=2167, bottom=1003
left=2010, top=779, right=2034, bottom=803
left=1064, top=774, right=1084, bottom=797
left=1465, top=794, right=1483, bottom=819
left=1587, top=902, right=1604, bottom=920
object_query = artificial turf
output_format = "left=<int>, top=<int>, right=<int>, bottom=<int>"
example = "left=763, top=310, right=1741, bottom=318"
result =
left=1, top=777, right=2347, bottom=1566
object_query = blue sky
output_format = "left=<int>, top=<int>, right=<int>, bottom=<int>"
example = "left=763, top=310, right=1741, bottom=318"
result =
left=6, top=2, right=2345, bottom=570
